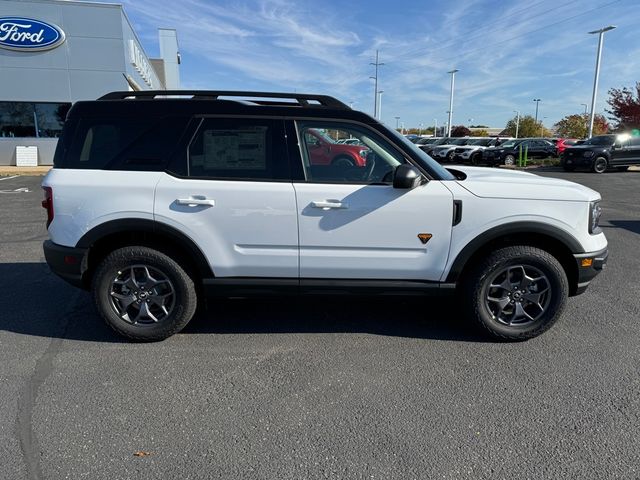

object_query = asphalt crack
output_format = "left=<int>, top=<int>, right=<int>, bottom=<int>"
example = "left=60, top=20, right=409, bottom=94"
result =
left=15, top=291, right=82, bottom=480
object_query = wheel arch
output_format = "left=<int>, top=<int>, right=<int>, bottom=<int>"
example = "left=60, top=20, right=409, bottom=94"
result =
left=446, top=222, right=583, bottom=296
left=77, top=219, right=213, bottom=287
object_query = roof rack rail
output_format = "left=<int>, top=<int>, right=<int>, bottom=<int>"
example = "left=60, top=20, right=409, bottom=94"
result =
left=98, top=90, right=350, bottom=109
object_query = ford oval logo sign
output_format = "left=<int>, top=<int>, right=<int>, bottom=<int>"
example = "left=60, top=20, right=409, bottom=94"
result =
left=0, top=17, right=66, bottom=52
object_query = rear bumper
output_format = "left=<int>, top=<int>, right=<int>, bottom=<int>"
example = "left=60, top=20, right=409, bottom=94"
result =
left=573, top=247, right=608, bottom=295
left=43, top=240, right=88, bottom=289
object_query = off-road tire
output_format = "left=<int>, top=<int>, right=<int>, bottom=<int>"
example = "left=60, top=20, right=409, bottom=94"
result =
left=92, top=246, right=198, bottom=341
left=462, top=246, right=568, bottom=341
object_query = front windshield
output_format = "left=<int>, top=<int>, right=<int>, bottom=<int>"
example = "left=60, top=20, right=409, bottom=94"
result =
left=583, top=135, right=615, bottom=146
left=433, top=137, right=450, bottom=145
left=452, top=138, right=469, bottom=145
left=473, top=139, right=493, bottom=146
left=387, top=128, right=455, bottom=180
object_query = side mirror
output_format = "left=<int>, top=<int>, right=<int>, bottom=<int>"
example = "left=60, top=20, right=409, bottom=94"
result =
left=393, top=164, right=423, bottom=189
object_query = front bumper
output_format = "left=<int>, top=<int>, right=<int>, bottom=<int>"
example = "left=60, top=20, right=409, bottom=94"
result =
left=573, top=247, right=608, bottom=295
left=43, top=240, right=88, bottom=289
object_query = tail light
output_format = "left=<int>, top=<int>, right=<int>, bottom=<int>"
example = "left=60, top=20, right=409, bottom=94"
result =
left=42, top=186, right=54, bottom=228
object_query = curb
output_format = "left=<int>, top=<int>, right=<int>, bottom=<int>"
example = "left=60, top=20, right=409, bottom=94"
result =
left=0, top=166, right=52, bottom=176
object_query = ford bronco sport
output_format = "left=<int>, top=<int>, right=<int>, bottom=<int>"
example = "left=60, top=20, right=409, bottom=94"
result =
left=42, top=91, right=608, bottom=341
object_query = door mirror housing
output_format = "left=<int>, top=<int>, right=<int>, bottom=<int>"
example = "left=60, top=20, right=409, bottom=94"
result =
left=393, top=164, right=423, bottom=189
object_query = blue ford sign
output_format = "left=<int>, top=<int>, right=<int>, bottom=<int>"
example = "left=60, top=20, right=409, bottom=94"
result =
left=0, top=17, right=66, bottom=51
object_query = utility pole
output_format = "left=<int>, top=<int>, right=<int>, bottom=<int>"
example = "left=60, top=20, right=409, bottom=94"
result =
left=370, top=50, right=385, bottom=118
left=588, top=26, right=616, bottom=138
left=377, top=90, right=384, bottom=120
left=513, top=110, right=520, bottom=138
left=447, top=69, right=459, bottom=137
left=395, top=116, right=400, bottom=130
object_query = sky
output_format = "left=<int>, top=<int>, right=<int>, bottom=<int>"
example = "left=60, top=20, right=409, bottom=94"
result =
left=115, top=0, right=638, bottom=130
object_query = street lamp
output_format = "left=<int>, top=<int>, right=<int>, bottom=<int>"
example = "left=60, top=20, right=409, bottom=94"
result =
left=533, top=98, right=541, bottom=124
left=540, top=116, right=548, bottom=137
left=587, top=25, right=616, bottom=138
left=580, top=103, right=588, bottom=115
left=513, top=110, right=520, bottom=138
left=377, top=90, right=384, bottom=120
left=395, top=116, right=400, bottom=130
left=434, top=118, right=438, bottom=137
left=447, top=69, right=459, bottom=137
left=418, top=123, right=423, bottom=136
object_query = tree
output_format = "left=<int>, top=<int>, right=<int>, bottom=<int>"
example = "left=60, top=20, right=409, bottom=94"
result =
left=469, top=124, right=489, bottom=128
left=554, top=113, right=608, bottom=138
left=450, top=125, right=471, bottom=137
left=471, top=129, right=489, bottom=137
left=504, top=114, right=552, bottom=138
left=606, top=82, right=640, bottom=131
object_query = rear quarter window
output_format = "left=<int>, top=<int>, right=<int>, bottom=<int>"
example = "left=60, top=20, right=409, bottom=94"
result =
left=59, top=116, right=189, bottom=170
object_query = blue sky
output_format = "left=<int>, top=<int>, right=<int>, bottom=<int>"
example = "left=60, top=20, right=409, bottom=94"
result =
left=118, top=0, right=637, bottom=130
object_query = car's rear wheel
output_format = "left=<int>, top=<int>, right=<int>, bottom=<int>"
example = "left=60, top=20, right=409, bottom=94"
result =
left=92, top=246, right=198, bottom=341
left=462, top=246, right=568, bottom=340
left=504, top=154, right=516, bottom=166
left=592, top=157, right=608, bottom=173
left=470, top=152, right=482, bottom=165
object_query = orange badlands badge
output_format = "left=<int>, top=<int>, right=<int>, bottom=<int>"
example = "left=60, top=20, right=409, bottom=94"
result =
left=417, top=233, right=432, bottom=244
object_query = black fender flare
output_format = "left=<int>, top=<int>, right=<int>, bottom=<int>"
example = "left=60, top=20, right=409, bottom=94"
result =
left=76, top=218, right=213, bottom=278
left=445, top=221, right=584, bottom=283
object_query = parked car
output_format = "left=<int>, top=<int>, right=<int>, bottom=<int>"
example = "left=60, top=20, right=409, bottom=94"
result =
left=556, top=138, right=579, bottom=155
left=452, top=138, right=504, bottom=164
left=430, top=137, right=476, bottom=162
left=561, top=134, right=640, bottom=173
left=483, top=138, right=557, bottom=166
left=304, top=129, right=369, bottom=167
left=415, top=137, right=440, bottom=146
left=42, top=90, right=607, bottom=342
left=418, top=137, right=452, bottom=156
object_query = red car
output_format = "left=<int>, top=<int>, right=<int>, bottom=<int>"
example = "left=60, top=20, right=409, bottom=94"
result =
left=304, top=129, right=369, bottom=167
left=555, top=138, right=579, bottom=155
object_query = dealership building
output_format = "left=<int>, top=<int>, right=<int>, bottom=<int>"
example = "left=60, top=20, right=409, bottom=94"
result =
left=0, top=0, right=181, bottom=165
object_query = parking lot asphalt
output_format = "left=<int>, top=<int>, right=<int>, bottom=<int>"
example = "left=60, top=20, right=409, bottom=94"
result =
left=1, top=171, right=639, bottom=480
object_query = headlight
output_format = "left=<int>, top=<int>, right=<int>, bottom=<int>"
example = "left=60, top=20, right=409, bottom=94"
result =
left=589, top=200, right=602, bottom=234
left=583, top=151, right=595, bottom=158
left=359, top=149, right=368, bottom=158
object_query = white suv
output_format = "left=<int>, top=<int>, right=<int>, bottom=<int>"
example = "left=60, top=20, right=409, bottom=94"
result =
left=42, top=91, right=608, bottom=341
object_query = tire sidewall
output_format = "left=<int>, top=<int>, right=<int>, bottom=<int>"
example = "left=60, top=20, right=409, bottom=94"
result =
left=504, top=154, right=516, bottom=166
left=93, top=247, right=196, bottom=341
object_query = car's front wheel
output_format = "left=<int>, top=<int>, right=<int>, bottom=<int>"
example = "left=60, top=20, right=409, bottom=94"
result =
left=592, top=157, right=608, bottom=173
left=92, top=246, right=198, bottom=341
left=462, top=246, right=568, bottom=340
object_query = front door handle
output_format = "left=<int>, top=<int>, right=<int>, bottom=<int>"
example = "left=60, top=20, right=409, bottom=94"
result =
left=311, top=200, right=348, bottom=210
left=176, top=196, right=216, bottom=207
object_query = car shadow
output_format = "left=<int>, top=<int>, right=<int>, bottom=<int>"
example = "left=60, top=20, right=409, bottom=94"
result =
left=603, top=220, right=640, bottom=235
left=0, top=262, right=495, bottom=343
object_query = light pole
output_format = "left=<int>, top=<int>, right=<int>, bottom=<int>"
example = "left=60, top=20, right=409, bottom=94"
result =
left=533, top=98, right=541, bottom=124
left=447, top=69, right=459, bottom=137
left=395, top=116, right=400, bottom=130
left=377, top=90, right=384, bottom=120
left=370, top=50, right=385, bottom=118
left=581, top=103, right=588, bottom=115
left=513, top=110, right=520, bottom=138
left=400, top=122, right=405, bottom=135
left=418, top=123, right=423, bottom=136
left=434, top=118, right=438, bottom=137
left=588, top=25, right=616, bottom=138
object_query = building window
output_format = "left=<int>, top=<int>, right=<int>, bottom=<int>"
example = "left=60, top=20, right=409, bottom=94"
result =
left=0, top=102, right=71, bottom=138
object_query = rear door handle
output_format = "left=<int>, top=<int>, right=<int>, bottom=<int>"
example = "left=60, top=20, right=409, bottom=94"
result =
left=311, top=200, right=348, bottom=210
left=176, top=196, right=216, bottom=207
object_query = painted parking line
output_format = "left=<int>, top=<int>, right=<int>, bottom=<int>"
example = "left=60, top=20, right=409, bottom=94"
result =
left=0, top=175, right=20, bottom=181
